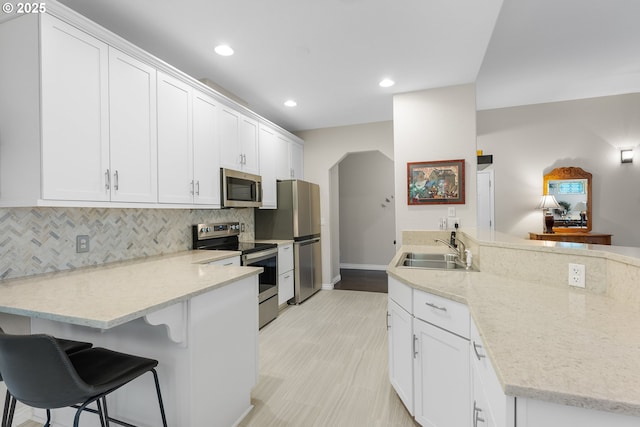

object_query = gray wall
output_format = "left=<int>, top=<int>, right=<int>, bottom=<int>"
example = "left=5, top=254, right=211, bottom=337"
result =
left=338, top=151, right=395, bottom=269
left=477, top=92, right=640, bottom=246
left=296, top=121, right=394, bottom=285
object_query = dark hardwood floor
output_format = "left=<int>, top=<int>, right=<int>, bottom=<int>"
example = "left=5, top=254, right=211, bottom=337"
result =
left=334, top=269, right=388, bottom=293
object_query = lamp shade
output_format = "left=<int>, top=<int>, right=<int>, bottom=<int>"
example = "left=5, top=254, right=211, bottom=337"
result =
left=536, top=195, right=561, bottom=210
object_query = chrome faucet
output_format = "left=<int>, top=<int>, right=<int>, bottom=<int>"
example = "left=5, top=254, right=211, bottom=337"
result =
left=434, top=238, right=461, bottom=257
left=434, top=237, right=472, bottom=269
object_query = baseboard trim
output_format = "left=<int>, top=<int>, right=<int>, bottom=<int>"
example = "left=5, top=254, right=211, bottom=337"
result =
left=340, top=263, right=388, bottom=271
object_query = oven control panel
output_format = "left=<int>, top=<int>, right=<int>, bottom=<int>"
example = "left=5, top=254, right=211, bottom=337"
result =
left=194, top=222, right=240, bottom=240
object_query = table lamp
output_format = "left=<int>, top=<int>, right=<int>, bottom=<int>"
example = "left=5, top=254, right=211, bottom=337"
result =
left=536, top=195, right=561, bottom=233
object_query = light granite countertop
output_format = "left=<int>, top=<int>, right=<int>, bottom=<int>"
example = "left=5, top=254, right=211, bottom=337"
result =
left=0, top=250, right=261, bottom=329
left=388, top=244, right=640, bottom=418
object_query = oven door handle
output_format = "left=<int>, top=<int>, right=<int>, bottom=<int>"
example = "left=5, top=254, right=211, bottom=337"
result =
left=242, top=248, right=278, bottom=264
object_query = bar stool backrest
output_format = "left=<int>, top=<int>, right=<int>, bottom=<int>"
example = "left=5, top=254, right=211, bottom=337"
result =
left=0, top=332, right=92, bottom=409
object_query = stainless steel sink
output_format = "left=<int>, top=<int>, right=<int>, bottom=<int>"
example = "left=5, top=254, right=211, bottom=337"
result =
left=396, top=253, right=476, bottom=271
left=405, top=253, right=458, bottom=262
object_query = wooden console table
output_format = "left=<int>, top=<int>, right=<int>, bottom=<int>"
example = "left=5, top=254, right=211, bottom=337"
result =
left=529, top=232, right=612, bottom=245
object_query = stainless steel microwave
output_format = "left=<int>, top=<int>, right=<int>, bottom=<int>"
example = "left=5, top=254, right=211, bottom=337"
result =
left=221, top=168, right=263, bottom=208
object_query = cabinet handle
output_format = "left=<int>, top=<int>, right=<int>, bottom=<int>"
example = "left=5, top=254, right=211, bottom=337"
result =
left=473, top=400, right=486, bottom=426
left=113, top=170, right=119, bottom=191
left=413, top=334, right=418, bottom=358
left=473, top=341, right=486, bottom=360
left=190, top=180, right=194, bottom=195
left=105, top=169, right=110, bottom=190
left=424, top=301, right=447, bottom=312
left=284, top=274, right=291, bottom=279
left=195, top=180, right=200, bottom=195
left=290, top=168, right=294, bottom=178
left=386, top=312, right=391, bottom=330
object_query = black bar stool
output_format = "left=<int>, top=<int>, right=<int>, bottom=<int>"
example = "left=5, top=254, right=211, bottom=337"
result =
left=0, top=331, right=167, bottom=427
left=0, top=328, right=92, bottom=427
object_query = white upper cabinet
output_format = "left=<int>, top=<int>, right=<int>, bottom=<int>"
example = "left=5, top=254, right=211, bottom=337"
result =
left=0, top=7, right=301, bottom=208
left=289, top=140, right=304, bottom=179
left=108, top=47, right=158, bottom=203
left=40, top=14, right=110, bottom=202
left=258, top=124, right=277, bottom=209
left=192, top=90, right=221, bottom=206
left=220, top=107, right=259, bottom=175
left=274, top=133, right=291, bottom=180
left=157, top=72, right=194, bottom=204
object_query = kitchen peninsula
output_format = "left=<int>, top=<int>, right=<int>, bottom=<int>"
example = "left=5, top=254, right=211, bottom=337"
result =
left=389, top=229, right=640, bottom=427
left=0, top=250, right=260, bottom=427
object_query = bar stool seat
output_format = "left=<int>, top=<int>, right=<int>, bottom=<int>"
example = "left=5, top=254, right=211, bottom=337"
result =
left=0, top=328, right=92, bottom=427
left=0, top=331, right=167, bottom=427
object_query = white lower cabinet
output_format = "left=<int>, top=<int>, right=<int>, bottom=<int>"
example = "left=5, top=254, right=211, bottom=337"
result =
left=388, top=277, right=470, bottom=426
left=470, top=320, right=514, bottom=427
left=388, top=298, right=414, bottom=415
left=278, top=244, right=295, bottom=305
left=413, top=292, right=470, bottom=427
left=208, top=256, right=240, bottom=267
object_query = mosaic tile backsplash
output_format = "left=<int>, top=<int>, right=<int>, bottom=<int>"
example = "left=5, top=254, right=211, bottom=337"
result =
left=0, top=207, right=254, bottom=280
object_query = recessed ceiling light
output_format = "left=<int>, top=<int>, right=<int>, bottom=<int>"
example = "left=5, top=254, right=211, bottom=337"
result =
left=284, top=100, right=297, bottom=107
left=214, top=45, right=234, bottom=56
left=379, top=78, right=395, bottom=88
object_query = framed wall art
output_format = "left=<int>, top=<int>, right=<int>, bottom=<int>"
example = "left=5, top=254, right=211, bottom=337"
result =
left=407, top=159, right=465, bottom=205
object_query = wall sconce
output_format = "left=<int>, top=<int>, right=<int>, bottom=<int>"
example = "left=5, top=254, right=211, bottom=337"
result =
left=536, top=195, right=561, bottom=234
left=621, top=149, right=634, bottom=164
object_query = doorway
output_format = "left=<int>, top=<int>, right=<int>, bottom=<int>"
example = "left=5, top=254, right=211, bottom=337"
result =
left=332, top=151, right=395, bottom=292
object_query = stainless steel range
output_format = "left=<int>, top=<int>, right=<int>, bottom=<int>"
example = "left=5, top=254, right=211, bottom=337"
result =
left=192, top=222, right=278, bottom=329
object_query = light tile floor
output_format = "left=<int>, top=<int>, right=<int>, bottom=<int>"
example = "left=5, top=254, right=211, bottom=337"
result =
left=19, top=290, right=417, bottom=427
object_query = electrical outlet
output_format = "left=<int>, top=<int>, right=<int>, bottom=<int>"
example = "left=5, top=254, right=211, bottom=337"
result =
left=568, top=263, right=585, bottom=288
left=447, top=217, right=459, bottom=229
left=76, top=235, right=90, bottom=253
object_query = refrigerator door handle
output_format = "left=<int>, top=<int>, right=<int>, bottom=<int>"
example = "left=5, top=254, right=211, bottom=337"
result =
left=297, top=237, right=321, bottom=246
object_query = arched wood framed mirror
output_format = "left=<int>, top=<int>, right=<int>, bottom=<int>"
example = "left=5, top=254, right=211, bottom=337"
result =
left=543, top=167, right=592, bottom=232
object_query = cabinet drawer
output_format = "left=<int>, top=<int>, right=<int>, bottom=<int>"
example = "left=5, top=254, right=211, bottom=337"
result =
left=388, top=276, right=412, bottom=313
left=208, top=256, right=240, bottom=266
left=278, top=244, right=294, bottom=273
left=413, top=290, right=469, bottom=338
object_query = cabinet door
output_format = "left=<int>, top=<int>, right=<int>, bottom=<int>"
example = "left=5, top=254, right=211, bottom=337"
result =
left=289, top=141, right=304, bottom=179
left=274, top=133, right=291, bottom=180
left=108, top=47, right=157, bottom=203
left=388, top=298, right=414, bottom=415
left=471, top=321, right=515, bottom=427
left=258, top=124, right=277, bottom=208
left=239, top=115, right=259, bottom=174
left=414, top=318, right=470, bottom=427
left=40, top=14, right=110, bottom=201
left=157, top=72, right=193, bottom=203
left=192, top=90, right=221, bottom=206
left=219, top=106, right=241, bottom=170
left=472, top=363, right=496, bottom=427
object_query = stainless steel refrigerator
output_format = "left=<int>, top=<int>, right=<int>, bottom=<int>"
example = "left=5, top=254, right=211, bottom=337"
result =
left=255, top=180, right=321, bottom=304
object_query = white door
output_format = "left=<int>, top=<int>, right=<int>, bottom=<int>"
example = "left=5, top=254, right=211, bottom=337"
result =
left=192, top=90, right=221, bottom=206
left=239, top=115, right=259, bottom=174
left=258, top=124, right=277, bottom=208
left=477, top=170, right=495, bottom=230
left=157, top=72, right=193, bottom=204
left=414, top=318, right=470, bottom=427
left=388, top=299, right=414, bottom=415
left=108, top=47, right=157, bottom=203
left=219, top=107, right=241, bottom=170
left=40, top=14, right=110, bottom=201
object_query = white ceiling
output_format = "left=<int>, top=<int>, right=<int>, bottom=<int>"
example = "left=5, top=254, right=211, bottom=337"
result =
left=54, top=0, right=640, bottom=132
